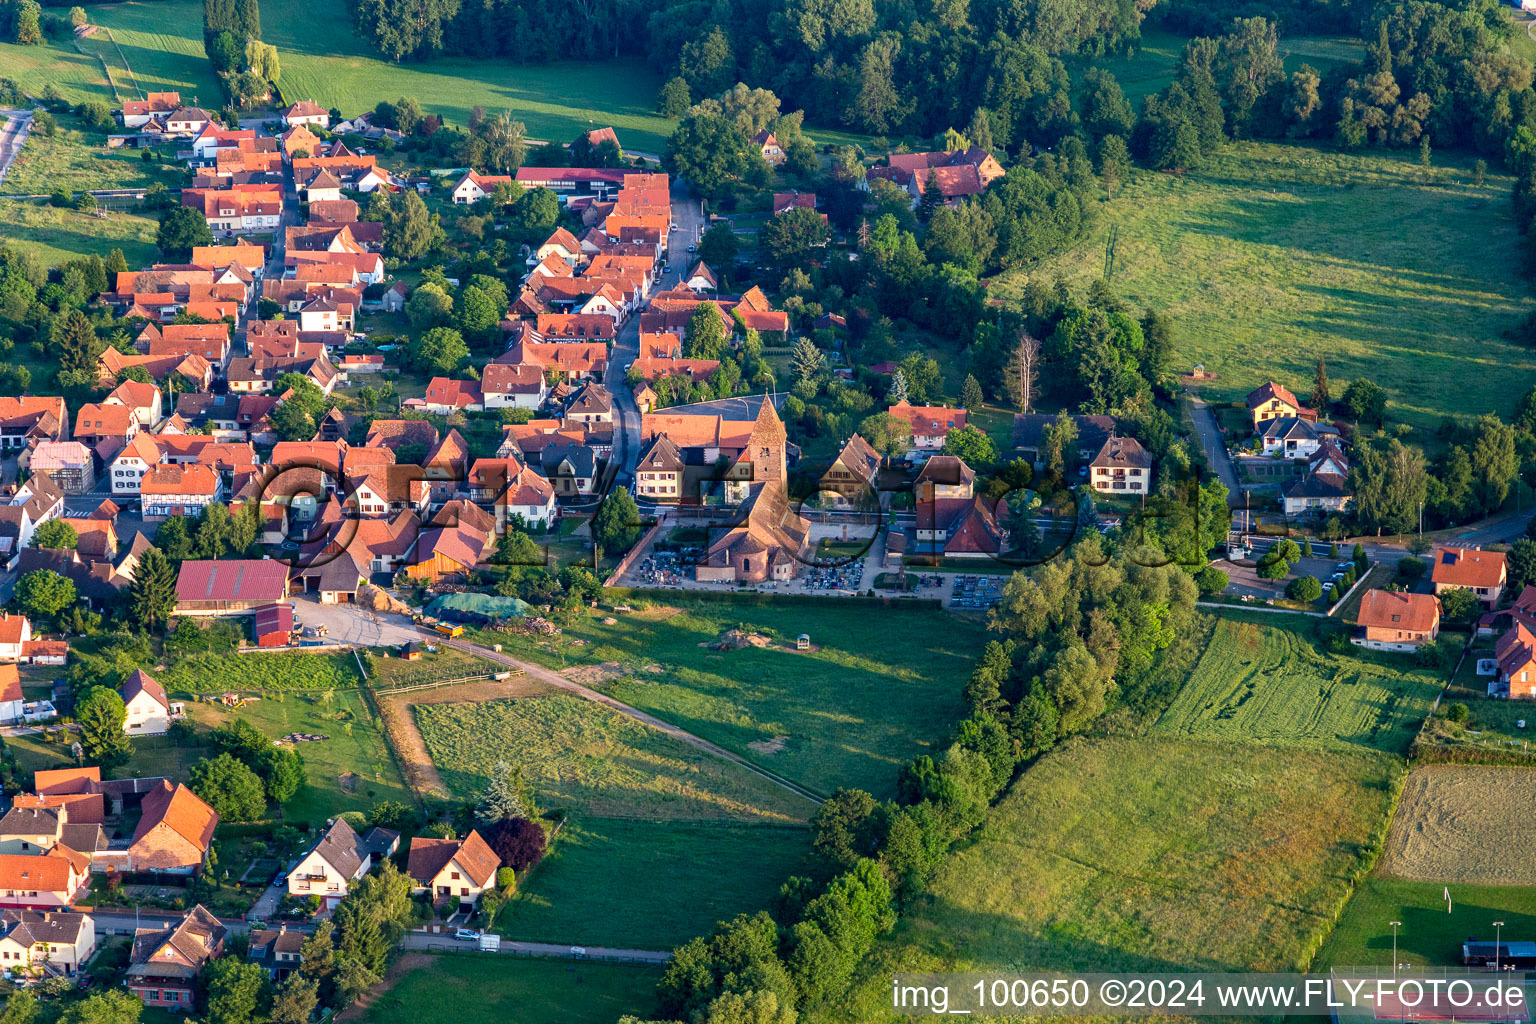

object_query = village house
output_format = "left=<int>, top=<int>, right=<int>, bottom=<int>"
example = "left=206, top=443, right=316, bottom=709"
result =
left=0, top=397, right=68, bottom=451
left=1281, top=441, right=1352, bottom=516
left=449, top=171, right=513, bottom=204
left=1431, top=546, right=1507, bottom=608
left=126, top=905, right=225, bottom=1010
left=139, top=464, right=222, bottom=521
left=0, top=909, right=95, bottom=975
left=121, top=670, right=177, bottom=736
left=406, top=830, right=500, bottom=908
left=27, top=442, right=96, bottom=495
left=1246, top=381, right=1317, bottom=430
left=480, top=363, right=548, bottom=410
left=1495, top=621, right=1536, bottom=698
left=888, top=402, right=967, bottom=453
left=282, top=100, right=330, bottom=128
left=752, top=130, right=785, bottom=166
left=246, top=925, right=305, bottom=981
left=121, top=92, right=181, bottom=128
left=634, top=434, right=685, bottom=503
left=1353, top=589, right=1441, bottom=652
left=285, top=817, right=400, bottom=910
left=1088, top=436, right=1154, bottom=495
left=0, top=848, right=88, bottom=909
left=0, top=665, right=21, bottom=724
left=126, top=781, right=217, bottom=875
left=865, top=147, right=1005, bottom=205
left=820, top=434, right=882, bottom=508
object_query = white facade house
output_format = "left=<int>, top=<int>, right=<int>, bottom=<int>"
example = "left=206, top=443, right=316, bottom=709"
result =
left=121, top=670, right=176, bottom=736
left=0, top=910, right=96, bottom=974
left=285, top=819, right=380, bottom=910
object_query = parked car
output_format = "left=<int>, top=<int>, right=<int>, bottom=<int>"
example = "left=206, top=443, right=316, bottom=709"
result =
left=455, top=928, right=479, bottom=941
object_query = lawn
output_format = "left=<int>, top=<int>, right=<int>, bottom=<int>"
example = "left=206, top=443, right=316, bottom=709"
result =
left=1418, top=697, right=1536, bottom=758
left=475, top=597, right=989, bottom=798
left=821, top=737, right=1401, bottom=1022
left=1377, top=764, right=1536, bottom=886
left=0, top=116, right=182, bottom=196
left=156, top=651, right=364, bottom=694
left=502, top=817, right=812, bottom=949
left=367, top=643, right=495, bottom=689
left=1315, top=876, right=1536, bottom=969
left=197, top=690, right=412, bottom=826
left=415, top=694, right=818, bottom=822
left=0, top=198, right=160, bottom=268
left=994, top=142, right=1536, bottom=432
left=1152, top=615, right=1444, bottom=754
left=362, top=954, right=664, bottom=1024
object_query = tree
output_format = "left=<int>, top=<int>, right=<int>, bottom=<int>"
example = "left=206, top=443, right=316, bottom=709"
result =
left=405, top=282, right=454, bottom=330
left=1341, top=378, right=1386, bottom=425
left=191, top=753, right=267, bottom=822
left=156, top=514, right=194, bottom=561
left=75, top=687, right=131, bottom=770
left=50, top=309, right=101, bottom=374
left=271, top=401, right=316, bottom=443
left=591, top=486, right=641, bottom=556
left=697, top=223, right=738, bottom=273
left=809, top=789, right=879, bottom=871
left=384, top=190, right=442, bottom=261
left=664, top=112, right=753, bottom=199
left=156, top=207, right=214, bottom=262
left=11, top=0, right=41, bottom=44
left=684, top=303, right=728, bottom=360
left=476, top=760, right=528, bottom=822
left=201, top=959, right=267, bottom=1024
left=1004, top=330, right=1041, bottom=411
left=413, top=327, right=469, bottom=376
left=59, top=991, right=142, bottom=1024
left=482, top=816, right=546, bottom=871
left=1097, top=135, right=1130, bottom=199
left=1310, top=357, right=1330, bottom=413
left=15, top=569, right=75, bottom=621
left=1040, top=411, right=1079, bottom=478
left=127, top=543, right=174, bottom=632
left=789, top=337, right=824, bottom=385
left=31, top=519, right=77, bottom=550
left=657, top=77, right=691, bottom=118
left=480, top=113, right=527, bottom=173
left=455, top=285, right=500, bottom=344
left=1287, top=575, right=1322, bottom=601
left=759, top=206, right=830, bottom=265
left=257, top=745, right=306, bottom=804
left=1438, top=587, right=1479, bottom=624
left=857, top=412, right=912, bottom=461
left=942, top=425, right=997, bottom=466
left=694, top=989, right=796, bottom=1024
left=887, top=368, right=909, bottom=405
left=270, top=973, right=318, bottom=1024
left=961, top=373, right=984, bottom=413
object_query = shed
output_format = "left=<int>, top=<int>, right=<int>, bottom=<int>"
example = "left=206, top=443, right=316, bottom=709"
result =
left=400, top=642, right=422, bottom=661
left=796, top=633, right=810, bottom=651
left=253, top=603, right=294, bottom=647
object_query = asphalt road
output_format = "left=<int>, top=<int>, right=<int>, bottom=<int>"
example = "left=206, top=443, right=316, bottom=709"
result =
left=0, top=110, right=33, bottom=188
left=399, top=932, right=671, bottom=963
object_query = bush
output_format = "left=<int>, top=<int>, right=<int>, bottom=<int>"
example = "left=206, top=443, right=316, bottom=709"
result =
left=1397, top=556, right=1426, bottom=579
left=1444, top=701, right=1470, bottom=724
left=1256, top=554, right=1289, bottom=580
left=1287, top=576, right=1323, bottom=601
left=1194, top=565, right=1229, bottom=596
left=496, top=866, right=516, bottom=892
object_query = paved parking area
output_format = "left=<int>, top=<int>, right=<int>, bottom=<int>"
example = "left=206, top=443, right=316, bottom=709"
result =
left=1224, top=549, right=1355, bottom=601
left=291, top=596, right=421, bottom=647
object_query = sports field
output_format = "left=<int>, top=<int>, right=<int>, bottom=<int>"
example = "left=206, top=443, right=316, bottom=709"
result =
left=1378, top=765, right=1536, bottom=886
left=414, top=693, right=818, bottom=822
left=1316, top=877, right=1536, bottom=969
left=997, top=141, right=1536, bottom=431
left=1153, top=616, right=1443, bottom=754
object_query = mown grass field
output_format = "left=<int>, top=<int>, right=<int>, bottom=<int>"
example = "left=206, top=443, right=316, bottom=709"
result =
left=1378, top=765, right=1536, bottom=886
left=475, top=598, right=988, bottom=798
left=0, top=113, right=181, bottom=196
left=502, top=818, right=812, bottom=949
left=819, top=737, right=1401, bottom=1022
left=1064, top=30, right=1364, bottom=111
left=995, top=142, right=1536, bottom=431
left=362, top=954, right=663, bottom=1024
left=1153, top=616, right=1443, bottom=754
left=0, top=198, right=159, bottom=267
left=156, top=651, right=363, bottom=694
left=1316, top=876, right=1536, bottom=969
left=414, top=693, right=818, bottom=822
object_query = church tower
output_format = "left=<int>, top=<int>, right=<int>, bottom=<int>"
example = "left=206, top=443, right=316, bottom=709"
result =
left=746, top=397, right=787, bottom=486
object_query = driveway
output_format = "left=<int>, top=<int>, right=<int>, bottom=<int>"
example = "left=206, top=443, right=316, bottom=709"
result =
left=1187, top=396, right=1242, bottom=510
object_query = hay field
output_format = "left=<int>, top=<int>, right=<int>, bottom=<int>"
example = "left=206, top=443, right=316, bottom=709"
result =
left=1378, top=765, right=1536, bottom=885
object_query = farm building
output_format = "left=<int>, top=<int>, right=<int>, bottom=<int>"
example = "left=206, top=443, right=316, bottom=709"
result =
left=175, top=560, right=291, bottom=616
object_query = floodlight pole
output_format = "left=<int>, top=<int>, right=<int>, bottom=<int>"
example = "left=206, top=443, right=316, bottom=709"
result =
left=1391, top=921, right=1402, bottom=981
left=1495, top=921, right=1505, bottom=974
